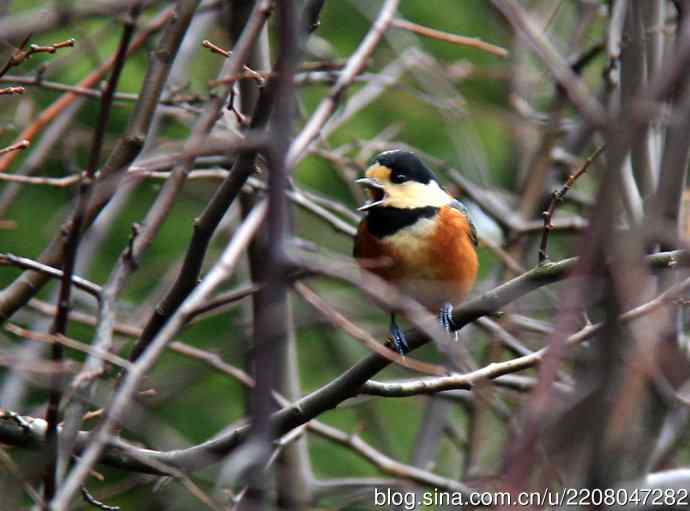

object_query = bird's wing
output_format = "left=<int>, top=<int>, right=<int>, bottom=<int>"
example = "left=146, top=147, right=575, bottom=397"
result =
left=449, top=199, right=478, bottom=247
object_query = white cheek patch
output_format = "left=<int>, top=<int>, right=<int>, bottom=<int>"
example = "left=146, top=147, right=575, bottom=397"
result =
left=384, top=180, right=453, bottom=209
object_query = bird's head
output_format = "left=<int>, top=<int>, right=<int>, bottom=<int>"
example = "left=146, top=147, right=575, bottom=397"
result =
left=356, top=150, right=452, bottom=211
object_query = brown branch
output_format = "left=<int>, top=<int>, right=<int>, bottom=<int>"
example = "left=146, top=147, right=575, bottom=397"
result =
left=307, top=420, right=473, bottom=494
left=25, top=297, right=256, bottom=378
left=360, top=275, right=690, bottom=397
left=62, top=0, right=222, bottom=505
left=79, top=486, right=120, bottom=511
left=0, top=0, right=163, bottom=42
left=538, top=145, right=604, bottom=263
left=0, top=251, right=688, bottom=480
left=240, top=2, right=301, bottom=505
left=201, top=38, right=232, bottom=57
left=0, top=168, right=359, bottom=238
left=51, top=200, right=267, bottom=509
left=43, top=6, right=139, bottom=499
left=491, top=0, right=606, bottom=127
left=0, top=396, right=473, bottom=496
left=391, top=18, right=508, bottom=58
left=0, top=140, right=29, bottom=156
left=128, top=249, right=687, bottom=474
left=0, top=336, right=472, bottom=496
left=0, top=38, right=75, bottom=79
left=294, top=282, right=447, bottom=375
left=0, top=5, right=180, bottom=324
left=0, top=96, right=85, bottom=218
left=126, top=0, right=273, bottom=366
left=0, top=7, right=172, bottom=175
left=0, top=253, right=101, bottom=299
left=201, top=39, right=264, bottom=84
left=4, top=324, right=132, bottom=372
left=286, top=0, right=400, bottom=167
left=0, top=74, right=211, bottom=103
left=0, top=139, right=246, bottom=188
left=246, top=176, right=357, bottom=237
left=0, top=86, right=24, bottom=95
left=130, top=0, right=328, bottom=367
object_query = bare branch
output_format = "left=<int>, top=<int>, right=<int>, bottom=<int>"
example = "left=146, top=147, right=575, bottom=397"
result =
left=0, top=140, right=29, bottom=156
left=538, top=145, right=604, bottom=263
left=51, top=201, right=267, bottom=509
left=0, top=7, right=173, bottom=175
left=391, top=18, right=508, bottom=58
left=0, top=86, right=24, bottom=95
left=287, top=0, right=400, bottom=168
left=0, top=38, right=75, bottom=79
left=0, top=4, right=183, bottom=323
left=492, top=0, right=606, bottom=127
left=0, top=253, right=101, bottom=299
left=131, top=0, right=275, bottom=362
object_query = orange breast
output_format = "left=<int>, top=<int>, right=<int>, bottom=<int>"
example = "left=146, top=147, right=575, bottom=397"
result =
left=354, top=206, right=478, bottom=310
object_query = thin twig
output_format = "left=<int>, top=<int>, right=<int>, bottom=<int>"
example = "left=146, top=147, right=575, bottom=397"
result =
left=5, top=323, right=132, bottom=372
left=294, top=282, right=447, bottom=375
left=51, top=201, right=267, bottom=510
left=25, top=297, right=256, bottom=376
left=391, top=18, right=508, bottom=58
left=0, top=140, right=29, bottom=156
left=362, top=275, right=690, bottom=397
left=0, top=337, right=472, bottom=496
left=80, top=486, right=120, bottom=511
left=0, top=0, right=159, bottom=42
left=491, top=0, right=606, bottom=127
left=0, top=7, right=173, bottom=175
left=0, top=251, right=688, bottom=477
left=307, top=420, right=473, bottom=494
left=0, top=5, right=187, bottom=326
left=48, top=1, right=204, bottom=507
left=0, top=86, right=24, bottom=95
left=538, top=145, right=605, bottom=263
left=43, top=5, right=141, bottom=498
left=0, top=38, right=75, bottom=79
left=0, top=253, right=101, bottom=298
left=286, top=0, right=401, bottom=168
left=128, top=0, right=274, bottom=364
left=201, top=39, right=264, bottom=84
left=0, top=74, right=211, bottom=103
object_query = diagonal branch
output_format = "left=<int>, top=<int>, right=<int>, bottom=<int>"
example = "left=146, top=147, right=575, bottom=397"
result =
left=362, top=274, right=690, bottom=397
left=391, top=18, right=508, bottom=58
left=49, top=201, right=267, bottom=510
left=0, top=5, right=179, bottom=323
left=491, top=0, right=605, bottom=127
left=0, top=250, right=687, bottom=479
left=286, top=0, right=400, bottom=168
left=43, top=5, right=140, bottom=498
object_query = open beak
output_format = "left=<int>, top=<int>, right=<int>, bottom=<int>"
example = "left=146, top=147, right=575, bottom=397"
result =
left=356, top=178, right=386, bottom=211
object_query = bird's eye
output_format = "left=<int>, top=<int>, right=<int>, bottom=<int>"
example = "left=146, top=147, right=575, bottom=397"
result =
left=390, top=173, right=407, bottom=184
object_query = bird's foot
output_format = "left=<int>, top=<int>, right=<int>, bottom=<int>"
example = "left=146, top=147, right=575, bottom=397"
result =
left=439, top=303, right=457, bottom=339
left=389, top=319, right=409, bottom=355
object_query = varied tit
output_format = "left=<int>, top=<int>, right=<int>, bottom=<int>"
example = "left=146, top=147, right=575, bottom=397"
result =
left=353, top=150, right=479, bottom=355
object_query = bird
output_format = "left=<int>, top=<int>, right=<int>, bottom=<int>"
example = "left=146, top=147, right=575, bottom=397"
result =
left=353, top=149, right=479, bottom=355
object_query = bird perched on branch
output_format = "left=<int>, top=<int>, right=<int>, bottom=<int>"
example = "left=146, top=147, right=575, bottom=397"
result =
left=354, top=150, right=479, bottom=355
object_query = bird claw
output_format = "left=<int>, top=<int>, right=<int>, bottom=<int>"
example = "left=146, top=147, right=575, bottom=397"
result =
left=439, top=303, right=457, bottom=338
left=389, top=317, right=409, bottom=355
